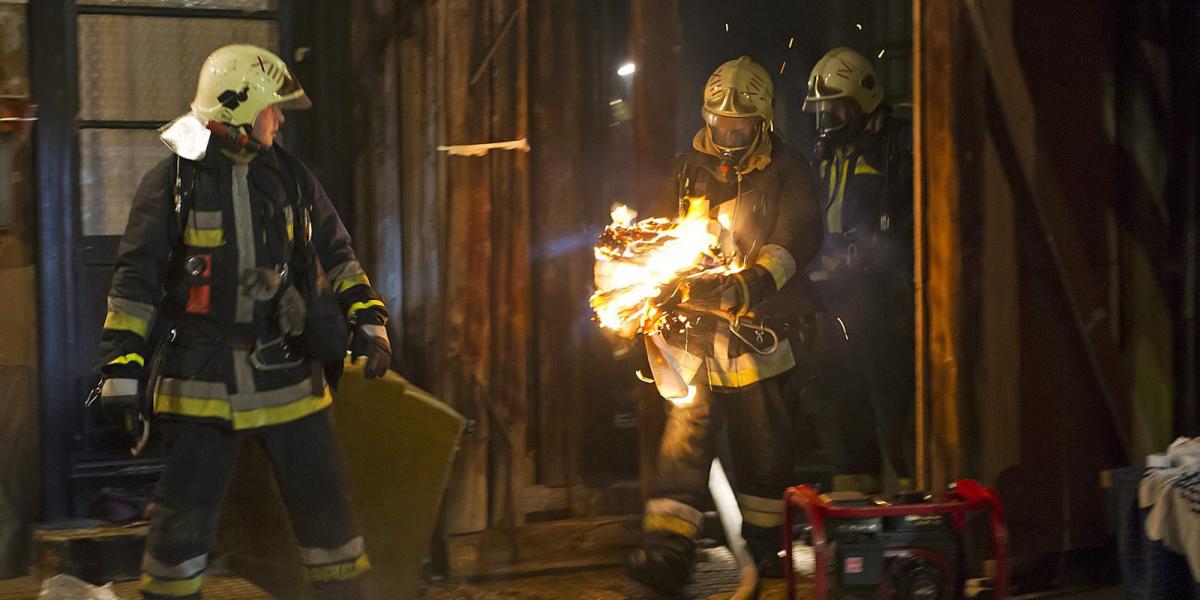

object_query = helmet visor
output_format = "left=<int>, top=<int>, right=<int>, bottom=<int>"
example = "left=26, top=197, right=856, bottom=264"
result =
left=814, top=100, right=852, bottom=135
left=702, top=110, right=761, bottom=151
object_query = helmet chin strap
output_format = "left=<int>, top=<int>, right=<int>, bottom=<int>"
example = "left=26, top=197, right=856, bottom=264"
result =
left=206, top=121, right=265, bottom=154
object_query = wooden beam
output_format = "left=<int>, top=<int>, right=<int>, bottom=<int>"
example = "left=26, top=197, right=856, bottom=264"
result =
left=914, top=0, right=966, bottom=491
left=629, top=0, right=679, bottom=500
left=964, top=0, right=1133, bottom=459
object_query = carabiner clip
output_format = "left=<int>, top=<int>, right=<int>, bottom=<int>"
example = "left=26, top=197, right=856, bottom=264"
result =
left=729, top=317, right=780, bottom=355
left=249, top=335, right=306, bottom=371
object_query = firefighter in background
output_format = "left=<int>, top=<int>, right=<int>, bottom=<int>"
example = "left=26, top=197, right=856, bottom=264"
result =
left=94, top=45, right=391, bottom=599
left=803, top=47, right=914, bottom=493
left=626, top=56, right=824, bottom=594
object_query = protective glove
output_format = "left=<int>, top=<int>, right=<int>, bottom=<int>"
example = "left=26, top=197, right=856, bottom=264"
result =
left=677, top=266, right=774, bottom=316
left=90, top=364, right=144, bottom=444
left=349, top=308, right=391, bottom=380
left=677, top=273, right=740, bottom=313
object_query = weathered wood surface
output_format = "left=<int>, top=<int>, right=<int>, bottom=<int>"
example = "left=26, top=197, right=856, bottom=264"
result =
left=963, top=0, right=1133, bottom=462
left=913, top=0, right=964, bottom=491
left=0, top=2, right=37, bottom=578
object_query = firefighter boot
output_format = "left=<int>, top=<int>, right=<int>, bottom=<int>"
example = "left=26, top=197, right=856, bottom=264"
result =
left=627, top=531, right=695, bottom=596
left=744, top=525, right=785, bottom=578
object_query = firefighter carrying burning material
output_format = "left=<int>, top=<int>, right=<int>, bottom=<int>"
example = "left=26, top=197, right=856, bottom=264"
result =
left=621, top=56, right=825, bottom=594
left=803, top=47, right=915, bottom=493
left=92, top=45, right=389, bottom=599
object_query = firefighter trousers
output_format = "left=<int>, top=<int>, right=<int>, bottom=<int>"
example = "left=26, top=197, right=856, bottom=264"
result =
left=140, top=409, right=368, bottom=600
left=644, top=363, right=817, bottom=562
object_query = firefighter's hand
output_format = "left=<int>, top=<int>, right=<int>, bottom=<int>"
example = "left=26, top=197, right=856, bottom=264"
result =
left=677, top=273, right=739, bottom=313
left=350, top=309, right=392, bottom=380
left=93, top=370, right=142, bottom=438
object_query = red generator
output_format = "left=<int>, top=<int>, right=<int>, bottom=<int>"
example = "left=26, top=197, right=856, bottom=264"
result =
left=783, top=479, right=1008, bottom=600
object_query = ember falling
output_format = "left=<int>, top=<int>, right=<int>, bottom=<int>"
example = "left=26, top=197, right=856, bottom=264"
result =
left=590, top=197, right=743, bottom=338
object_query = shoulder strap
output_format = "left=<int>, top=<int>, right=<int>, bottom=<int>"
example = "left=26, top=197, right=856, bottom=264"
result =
left=170, top=155, right=196, bottom=249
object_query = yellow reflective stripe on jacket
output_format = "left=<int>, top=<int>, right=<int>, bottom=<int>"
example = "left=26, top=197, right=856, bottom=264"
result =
left=854, top=161, right=880, bottom=176
left=642, top=513, right=699, bottom=539
left=106, top=353, right=145, bottom=367
left=736, top=492, right=784, bottom=528
left=328, top=260, right=372, bottom=295
left=140, top=573, right=204, bottom=598
left=706, top=338, right=796, bottom=388
left=755, top=244, right=797, bottom=289
left=154, top=385, right=333, bottom=430
left=182, top=227, right=224, bottom=248
left=103, top=296, right=155, bottom=338
left=307, top=554, right=371, bottom=583
left=347, top=299, right=385, bottom=320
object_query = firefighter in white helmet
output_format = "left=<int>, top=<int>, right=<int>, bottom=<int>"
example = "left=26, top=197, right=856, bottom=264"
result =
left=626, top=56, right=826, bottom=594
left=804, top=47, right=914, bottom=494
left=94, top=45, right=388, bottom=599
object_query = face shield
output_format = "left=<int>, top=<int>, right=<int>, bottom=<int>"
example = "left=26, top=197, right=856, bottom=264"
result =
left=812, top=99, right=859, bottom=140
left=702, top=109, right=762, bottom=153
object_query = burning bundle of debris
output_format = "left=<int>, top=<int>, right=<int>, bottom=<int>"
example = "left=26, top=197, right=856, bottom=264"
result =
left=590, top=198, right=742, bottom=338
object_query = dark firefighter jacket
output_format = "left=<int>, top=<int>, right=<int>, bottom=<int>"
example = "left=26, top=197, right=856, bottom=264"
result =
left=656, top=130, right=824, bottom=389
left=97, top=139, right=385, bottom=430
left=810, top=105, right=913, bottom=283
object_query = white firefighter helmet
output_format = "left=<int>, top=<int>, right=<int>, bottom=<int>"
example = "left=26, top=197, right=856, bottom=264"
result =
left=190, top=44, right=310, bottom=127
left=803, top=47, right=883, bottom=114
left=701, top=56, right=774, bottom=153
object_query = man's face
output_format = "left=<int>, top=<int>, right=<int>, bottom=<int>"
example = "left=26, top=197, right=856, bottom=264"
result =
left=251, top=104, right=285, bottom=148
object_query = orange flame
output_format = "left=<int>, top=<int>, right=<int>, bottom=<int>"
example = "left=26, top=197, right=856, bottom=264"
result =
left=591, top=198, right=741, bottom=338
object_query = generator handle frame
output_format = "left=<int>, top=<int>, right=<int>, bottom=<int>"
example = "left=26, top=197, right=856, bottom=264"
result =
left=782, top=479, right=1009, bottom=600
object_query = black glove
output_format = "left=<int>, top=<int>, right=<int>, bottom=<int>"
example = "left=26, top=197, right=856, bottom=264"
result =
left=677, top=273, right=738, bottom=313
left=349, top=308, right=392, bottom=380
left=96, top=364, right=140, bottom=416
left=91, top=364, right=144, bottom=448
left=677, top=267, right=775, bottom=315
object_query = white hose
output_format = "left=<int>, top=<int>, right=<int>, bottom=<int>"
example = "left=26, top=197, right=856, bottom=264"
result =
left=709, top=458, right=759, bottom=599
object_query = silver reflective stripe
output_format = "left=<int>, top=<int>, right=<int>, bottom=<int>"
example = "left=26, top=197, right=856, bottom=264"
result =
left=155, top=374, right=317, bottom=412
left=300, top=536, right=366, bottom=566
left=101, top=378, right=138, bottom=397
left=231, top=376, right=314, bottom=411
left=645, top=498, right=702, bottom=527
left=755, top=244, right=797, bottom=289
left=108, top=296, right=156, bottom=322
left=232, top=349, right=256, bottom=395
left=231, top=165, right=256, bottom=323
left=155, top=378, right=226, bottom=399
left=142, top=552, right=208, bottom=579
left=192, top=210, right=223, bottom=229
left=735, top=492, right=782, bottom=515
left=359, top=323, right=388, bottom=341
left=326, top=260, right=365, bottom=286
